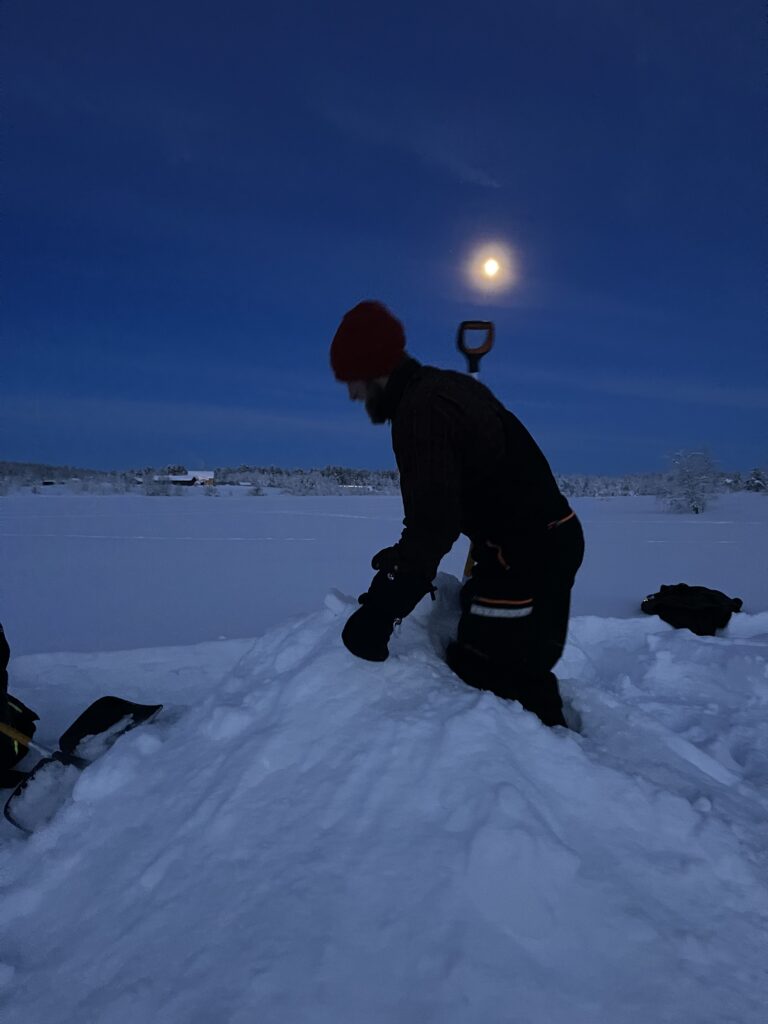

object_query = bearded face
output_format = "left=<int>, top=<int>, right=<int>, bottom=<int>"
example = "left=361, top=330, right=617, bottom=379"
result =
left=347, top=379, right=389, bottom=424
left=363, top=380, right=388, bottom=424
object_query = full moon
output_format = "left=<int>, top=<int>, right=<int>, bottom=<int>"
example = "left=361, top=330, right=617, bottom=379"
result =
left=466, top=242, right=518, bottom=293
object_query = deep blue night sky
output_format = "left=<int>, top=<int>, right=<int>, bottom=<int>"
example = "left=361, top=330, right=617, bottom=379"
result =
left=2, top=0, right=765, bottom=474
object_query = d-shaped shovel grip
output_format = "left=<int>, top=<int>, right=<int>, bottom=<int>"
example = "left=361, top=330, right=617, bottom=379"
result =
left=457, top=321, right=495, bottom=375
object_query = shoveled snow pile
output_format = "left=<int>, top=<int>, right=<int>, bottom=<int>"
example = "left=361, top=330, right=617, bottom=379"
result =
left=1, top=579, right=767, bottom=1024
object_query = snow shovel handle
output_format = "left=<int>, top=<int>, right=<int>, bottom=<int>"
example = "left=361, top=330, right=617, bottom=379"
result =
left=0, top=719, right=89, bottom=769
left=0, top=719, right=37, bottom=749
left=457, top=320, right=495, bottom=580
left=457, top=320, right=494, bottom=375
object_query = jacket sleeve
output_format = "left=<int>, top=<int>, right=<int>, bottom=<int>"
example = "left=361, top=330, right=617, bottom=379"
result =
left=393, top=396, right=463, bottom=582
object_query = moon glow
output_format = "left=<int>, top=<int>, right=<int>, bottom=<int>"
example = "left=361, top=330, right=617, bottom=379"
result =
left=466, top=243, right=517, bottom=293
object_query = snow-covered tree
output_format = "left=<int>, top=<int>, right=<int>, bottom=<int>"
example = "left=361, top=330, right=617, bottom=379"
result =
left=744, top=468, right=767, bottom=493
left=663, top=450, right=717, bottom=513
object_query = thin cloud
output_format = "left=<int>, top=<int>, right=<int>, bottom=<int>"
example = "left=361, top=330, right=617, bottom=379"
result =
left=2, top=394, right=353, bottom=439
left=498, top=365, right=768, bottom=411
left=321, top=103, right=501, bottom=189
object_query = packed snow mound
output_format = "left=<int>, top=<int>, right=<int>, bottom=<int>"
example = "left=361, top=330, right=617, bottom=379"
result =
left=1, top=577, right=768, bottom=1024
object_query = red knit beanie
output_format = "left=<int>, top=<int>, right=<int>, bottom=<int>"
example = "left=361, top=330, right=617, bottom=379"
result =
left=330, top=301, right=406, bottom=382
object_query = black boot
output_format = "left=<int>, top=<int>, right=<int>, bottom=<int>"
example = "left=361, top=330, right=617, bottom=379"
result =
left=446, top=642, right=566, bottom=728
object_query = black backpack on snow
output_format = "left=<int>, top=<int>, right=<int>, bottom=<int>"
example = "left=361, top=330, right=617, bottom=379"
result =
left=641, top=584, right=743, bottom=636
left=1, top=623, right=39, bottom=785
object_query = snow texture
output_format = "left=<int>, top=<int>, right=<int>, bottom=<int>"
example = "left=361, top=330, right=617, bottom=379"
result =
left=0, top=493, right=767, bottom=1023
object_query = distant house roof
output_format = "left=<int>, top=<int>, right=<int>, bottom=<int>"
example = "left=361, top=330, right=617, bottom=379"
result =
left=154, top=471, right=216, bottom=484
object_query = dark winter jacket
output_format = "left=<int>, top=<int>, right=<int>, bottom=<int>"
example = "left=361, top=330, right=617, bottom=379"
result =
left=381, top=357, right=571, bottom=581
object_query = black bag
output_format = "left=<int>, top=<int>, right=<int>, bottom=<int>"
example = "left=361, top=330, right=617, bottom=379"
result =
left=1, top=623, right=40, bottom=784
left=641, top=584, right=743, bottom=636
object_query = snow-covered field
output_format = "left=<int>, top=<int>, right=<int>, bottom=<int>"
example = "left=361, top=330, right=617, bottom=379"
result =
left=1, top=491, right=767, bottom=1023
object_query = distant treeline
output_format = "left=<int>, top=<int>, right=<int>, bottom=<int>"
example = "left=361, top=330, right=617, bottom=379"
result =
left=0, top=460, right=766, bottom=500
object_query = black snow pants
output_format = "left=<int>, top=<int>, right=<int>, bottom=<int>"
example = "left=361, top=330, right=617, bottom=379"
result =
left=446, top=512, right=585, bottom=727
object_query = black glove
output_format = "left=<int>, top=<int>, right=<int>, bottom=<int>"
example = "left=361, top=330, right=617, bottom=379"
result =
left=342, top=570, right=434, bottom=662
left=371, top=545, right=401, bottom=574
left=342, top=606, right=394, bottom=662
left=364, top=569, right=432, bottom=620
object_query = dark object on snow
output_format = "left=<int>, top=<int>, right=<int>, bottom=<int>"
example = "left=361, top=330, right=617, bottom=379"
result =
left=0, top=623, right=40, bottom=786
left=4, top=696, right=163, bottom=833
left=641, top=584, right=743, bottom=636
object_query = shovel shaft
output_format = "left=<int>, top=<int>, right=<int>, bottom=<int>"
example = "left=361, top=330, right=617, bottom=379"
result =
left=0, top=719, right=60, bottom=760
left=0, top=719, right=88, bottom=768
left=0, top=719, right=36, bottom=749
left=457, top=319, right=495, bottom=575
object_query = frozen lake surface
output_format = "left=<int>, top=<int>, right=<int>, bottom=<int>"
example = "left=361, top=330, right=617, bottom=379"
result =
left=1, top=490, right=765, bottom=655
